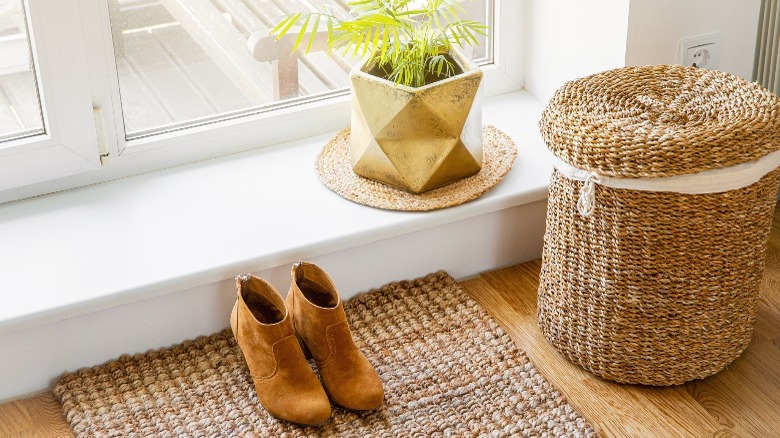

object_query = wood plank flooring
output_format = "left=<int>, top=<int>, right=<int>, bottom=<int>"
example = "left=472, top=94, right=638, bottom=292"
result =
left=2, top=206, right=779, bottom=437
left=0, top=392, right=71, bottom=437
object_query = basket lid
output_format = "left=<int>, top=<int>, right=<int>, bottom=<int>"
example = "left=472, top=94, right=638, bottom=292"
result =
left=540, top=65, right=780, bottom=178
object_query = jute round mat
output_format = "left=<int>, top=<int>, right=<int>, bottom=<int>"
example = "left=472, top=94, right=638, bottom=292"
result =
left=53, top=272, right=595, bottom=437
left=315, top=125, right=517, bottom=211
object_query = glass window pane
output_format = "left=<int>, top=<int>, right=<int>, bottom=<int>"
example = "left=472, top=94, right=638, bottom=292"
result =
left=0, top=0, right=45, bottom=143
left=461, top=0, right=493, bottom=62
left=108, top=0, right=494, bottom=140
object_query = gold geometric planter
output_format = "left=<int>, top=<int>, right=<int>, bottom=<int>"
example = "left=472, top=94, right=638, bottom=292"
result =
left=349, top=50, right=483, bottom=194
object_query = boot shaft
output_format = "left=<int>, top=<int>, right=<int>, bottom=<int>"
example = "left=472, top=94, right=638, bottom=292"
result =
left=233, top=275, right=295, bottom=377
left=287, top=262, right=349, bottom=360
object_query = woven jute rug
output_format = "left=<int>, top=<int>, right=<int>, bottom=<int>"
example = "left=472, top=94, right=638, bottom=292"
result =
left=53, top=272, right=595, bottom=437
left=315, top=125, right=517, bottom=211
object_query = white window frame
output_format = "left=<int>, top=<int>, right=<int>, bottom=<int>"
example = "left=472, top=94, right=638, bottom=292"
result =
left=0, top=0, right=101, bottom=192
left=0, top=0, right=523, bottom=203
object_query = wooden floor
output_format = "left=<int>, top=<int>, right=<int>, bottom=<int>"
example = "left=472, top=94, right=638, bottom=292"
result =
left=2, top=206, right=779, bottom=437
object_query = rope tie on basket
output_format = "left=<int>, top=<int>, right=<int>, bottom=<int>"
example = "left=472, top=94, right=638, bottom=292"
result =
left=577, top=173, right=601, bottom=217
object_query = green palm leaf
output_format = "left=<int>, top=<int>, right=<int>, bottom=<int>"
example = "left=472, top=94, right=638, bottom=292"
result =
left=269, top=0, right=486, bottom=87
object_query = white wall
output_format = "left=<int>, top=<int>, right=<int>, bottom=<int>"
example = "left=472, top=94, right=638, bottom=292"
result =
left=525, top=0, right=762, bottom=103
left=0, top=201, right=547, bottom=402
left=524, top=0, right=631, bottom=102
left=626, top=0, right=762, bottom=80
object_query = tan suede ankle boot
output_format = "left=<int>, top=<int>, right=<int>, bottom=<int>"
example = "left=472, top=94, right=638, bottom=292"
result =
left=230, top=274, right=331, bottom=425
left=286, top=262, right=384, bottom=411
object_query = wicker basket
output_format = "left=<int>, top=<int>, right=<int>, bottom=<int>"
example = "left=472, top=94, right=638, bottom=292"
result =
left=538, top=65, right=780, bottom=386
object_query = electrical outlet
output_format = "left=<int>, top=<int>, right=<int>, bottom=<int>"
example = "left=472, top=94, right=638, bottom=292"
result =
left=679, top=34, right=721, bottom=70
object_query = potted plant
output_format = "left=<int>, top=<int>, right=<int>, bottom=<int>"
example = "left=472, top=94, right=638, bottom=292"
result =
left=271, top=0, right=487, bottom=193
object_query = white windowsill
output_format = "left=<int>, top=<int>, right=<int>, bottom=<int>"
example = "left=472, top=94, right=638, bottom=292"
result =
left=0, top=90, right=550, bottom=336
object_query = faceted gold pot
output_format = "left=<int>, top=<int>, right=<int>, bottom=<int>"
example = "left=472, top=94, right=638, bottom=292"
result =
left=349, top=50, right=483, bottom=194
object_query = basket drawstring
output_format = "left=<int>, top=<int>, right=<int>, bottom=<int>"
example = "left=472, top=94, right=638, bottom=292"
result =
left=577, top=173, right=601, bottom=217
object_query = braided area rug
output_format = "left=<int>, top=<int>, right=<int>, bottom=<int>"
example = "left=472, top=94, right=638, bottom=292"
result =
left=53, top=272, right=595, bottom=437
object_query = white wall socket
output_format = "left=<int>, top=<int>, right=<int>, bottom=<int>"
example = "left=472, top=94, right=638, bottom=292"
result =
left=679, top=34, right=721, bottom=70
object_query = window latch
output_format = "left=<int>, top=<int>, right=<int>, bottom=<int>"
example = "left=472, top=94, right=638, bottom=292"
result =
left=93, top=107, right=111, bottom=166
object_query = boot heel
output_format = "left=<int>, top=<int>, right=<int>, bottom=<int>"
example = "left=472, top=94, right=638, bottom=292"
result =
left=296, top=333, right=313, bottom=359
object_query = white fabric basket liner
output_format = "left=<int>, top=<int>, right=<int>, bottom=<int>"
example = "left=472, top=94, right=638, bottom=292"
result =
left=552, top=149, right=780, bottom=217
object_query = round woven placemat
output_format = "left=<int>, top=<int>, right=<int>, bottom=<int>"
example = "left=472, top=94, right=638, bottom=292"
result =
left=315, top=125, right=517, bottom=211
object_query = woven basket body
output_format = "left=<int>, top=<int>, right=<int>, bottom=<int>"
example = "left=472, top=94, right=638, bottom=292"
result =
left=538, top=65, right=780, bottom=386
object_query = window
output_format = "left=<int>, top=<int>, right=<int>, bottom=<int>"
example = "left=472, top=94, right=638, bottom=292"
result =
left=0, top=0, right=43, bottom=142
left=0, top=0, right=100, bottom=193
left=107, top=0, right=493, bottom=140
left=0, top=0, right=522, bottom=202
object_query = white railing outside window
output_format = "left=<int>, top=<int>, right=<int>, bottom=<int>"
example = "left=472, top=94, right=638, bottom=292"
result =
left=0, top=0, right=523, bottom=203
